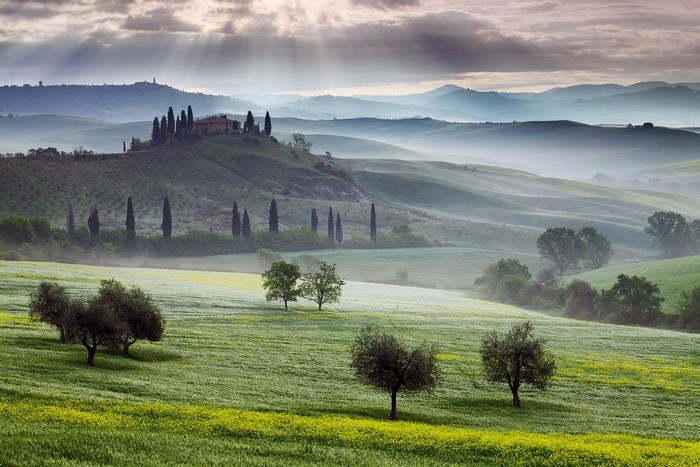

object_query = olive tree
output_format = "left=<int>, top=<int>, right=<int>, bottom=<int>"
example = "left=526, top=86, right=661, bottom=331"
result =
left=29, top=282, right=73, bottom=343
left=480, top=321, right=555, bottom=408
left=351, top=325, right=440, bottom=420
left=299, top=261, right=345, bottom=310
left=66, top=297, right=124, bottom=366
left=262, top=261, right=301, bottom=310
left=95, top=279, right=165, bottom=357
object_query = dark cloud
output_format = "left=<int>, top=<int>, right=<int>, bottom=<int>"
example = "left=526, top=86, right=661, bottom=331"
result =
left=0, top=3, right=60, bottom=19
left=350, top=0, right=421, bottom=9
left=122, top=7, right=200, bottom=33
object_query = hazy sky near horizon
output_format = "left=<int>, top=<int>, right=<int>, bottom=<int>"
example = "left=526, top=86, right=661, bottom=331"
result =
left=0, top=0, right=698, bottom=96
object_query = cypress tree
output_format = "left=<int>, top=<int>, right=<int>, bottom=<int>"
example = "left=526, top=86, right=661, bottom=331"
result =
left=370, top=203, right=377, bottom=243
left=311, top=208, right=318, bottom=233
left=327, top=207, right=335, bottom=243
left=160, top=116, right=167, bottom=146
left=88, top=205, right=100, bottom=236
left=245, top=111, right=254, bottom=132
left=242, top=210, right=251, bottom=238
left=151, top=117, right=160, bottom=146
left=161, top=197, right=172, bottom=238
left=232, top=202, right=241, bottom=237
left=175, top=116, right=181, bottom=141
left=269, top=199, right=279, bottom=233
left=67, top=203, right=75, bottom=234
left=264, top=111, right=272, bottom=136
left=167, top=107, right=175, bottom=143
left=126, top=197, right=135, bottom=241
left=335, top=212, right=343, bottom=244
left=187, top=105, right=194, bottom=138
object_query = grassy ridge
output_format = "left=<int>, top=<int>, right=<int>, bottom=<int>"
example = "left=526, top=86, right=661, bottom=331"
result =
left=1, top=261, right=699, bottom=465
left=572, top=255, right=700, bottom=312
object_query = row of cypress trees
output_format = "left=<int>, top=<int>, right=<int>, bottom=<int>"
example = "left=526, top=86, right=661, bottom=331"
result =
left=75, top=197, right=378, bottom=244
left=151, top=106, right=195, bottom=146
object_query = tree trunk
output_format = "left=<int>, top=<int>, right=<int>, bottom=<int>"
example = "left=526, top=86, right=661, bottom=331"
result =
left=59, top=327, right=67, bottom=344
left=123, top=342, right=131, bottom=358
left=512, top=390, right=521, bottom=408
left=390, top=390, right=398, bottom=420
left=317, top=301, right=323, bottom=311
left=87, top=347, right=96, bottom=366
left=284, top=298, right=288, bottom=310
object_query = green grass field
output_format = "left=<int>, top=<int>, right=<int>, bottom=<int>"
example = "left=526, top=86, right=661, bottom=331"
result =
left=572, top=254, right=700, bottom=312
left=1, top=260, right=699, bottom=465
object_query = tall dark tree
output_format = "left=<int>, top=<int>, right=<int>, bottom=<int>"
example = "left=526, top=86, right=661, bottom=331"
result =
left=160, top=116, right=167, bottom=145
left=126, top=197, right=135, bottom=241
left=351, top=325, right=440, bottom=420
left=87, top=205, right=100, bottom=236
left=335, top=212, right=343, bottom=244
left=187, top=105, right=194, bottom=138
left=264, top=111, right=272, bottom=136
left=245, top=110, right=255, bottom=132
left=167, top=106, right=175, bottom=143
left=311, top=208, right=318, bottom=233
left=327, top=207, right=335, bottom=243
left=232, top=202, right=241, bottom=237
left=370, top=204, right=377, bottom=243
left=161, top=197, right=172, bottom=238
left=269, top=199, right=279, bottom=233
left=67, top=203, right=75, bottom=234
left=175, top=116, right=181, bottom=141
left=242, top=209, right=251, bottom=238
left=151, top=117, right=161, bottom=146
left=179, top=110, right=187, bottom=140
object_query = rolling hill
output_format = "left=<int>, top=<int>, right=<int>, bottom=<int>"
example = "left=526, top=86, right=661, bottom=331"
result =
left=2, top=133, right=699, bottom=260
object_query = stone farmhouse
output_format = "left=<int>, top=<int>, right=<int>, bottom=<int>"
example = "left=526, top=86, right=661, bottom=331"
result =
left=192, top=115, right=241, bottom=135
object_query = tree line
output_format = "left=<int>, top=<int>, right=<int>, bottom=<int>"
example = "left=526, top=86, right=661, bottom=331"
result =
left=149, top=106, right=273, bottom=147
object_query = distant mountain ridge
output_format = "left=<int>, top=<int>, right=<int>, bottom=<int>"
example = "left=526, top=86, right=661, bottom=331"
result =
left=2, top=80, right=699, bottom=126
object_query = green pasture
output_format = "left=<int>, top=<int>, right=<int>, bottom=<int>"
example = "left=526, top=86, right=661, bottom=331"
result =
left=1, top=260, right=699, bottom=465
left=573, top=254, right=700, bottom=312
left=110, top=247, right=549, bottom=290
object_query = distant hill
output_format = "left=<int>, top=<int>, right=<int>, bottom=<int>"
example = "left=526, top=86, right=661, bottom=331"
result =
left=0, top=82, right=253, bottom=122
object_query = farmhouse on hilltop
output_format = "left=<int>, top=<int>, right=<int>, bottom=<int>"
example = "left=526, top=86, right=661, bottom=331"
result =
left=192, top=115, right=240, bottom=135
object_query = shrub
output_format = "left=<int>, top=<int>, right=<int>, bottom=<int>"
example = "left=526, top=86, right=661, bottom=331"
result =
left=0, top=215, right=33, bottom=244
left=564, top=280, right=598, bottom=319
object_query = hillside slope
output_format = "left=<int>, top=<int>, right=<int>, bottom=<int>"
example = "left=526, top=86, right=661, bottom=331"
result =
left=1, top=135, right=697, bottom=257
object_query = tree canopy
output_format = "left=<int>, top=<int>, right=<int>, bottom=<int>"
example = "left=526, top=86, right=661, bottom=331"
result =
left=578, top=227, right=613, bottom=269
left=644, top=211, right=692, bottom=258
left=299, top=261, right=345, bottom=310
left=596, top=274, right=663, bottom=325
left=536, top=227, right=585, bottom=274
left=262, top=261, right=301, bottom=310
left=480, top=321, right=555, bottom=408
left=351, top=325, right=440, bottom=420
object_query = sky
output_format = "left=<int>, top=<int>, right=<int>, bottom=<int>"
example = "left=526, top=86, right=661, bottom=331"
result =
left=0, top=0, right=698, bottom=96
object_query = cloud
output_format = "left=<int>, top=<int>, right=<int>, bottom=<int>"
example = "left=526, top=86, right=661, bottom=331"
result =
left=122, top=6, right=200, bottom=33
left=0, top=3, right=60, bottom=19
left=350, top=0, right=421, bottom=9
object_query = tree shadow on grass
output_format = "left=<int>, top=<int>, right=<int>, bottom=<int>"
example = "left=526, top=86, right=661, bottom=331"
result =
left=443, top=396, right=571, bottom=413
left=126, top=347, right=182, bottom=362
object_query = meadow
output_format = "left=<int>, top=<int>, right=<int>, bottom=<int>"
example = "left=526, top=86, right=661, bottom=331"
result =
left=1, top=260, right=699, bottom=465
